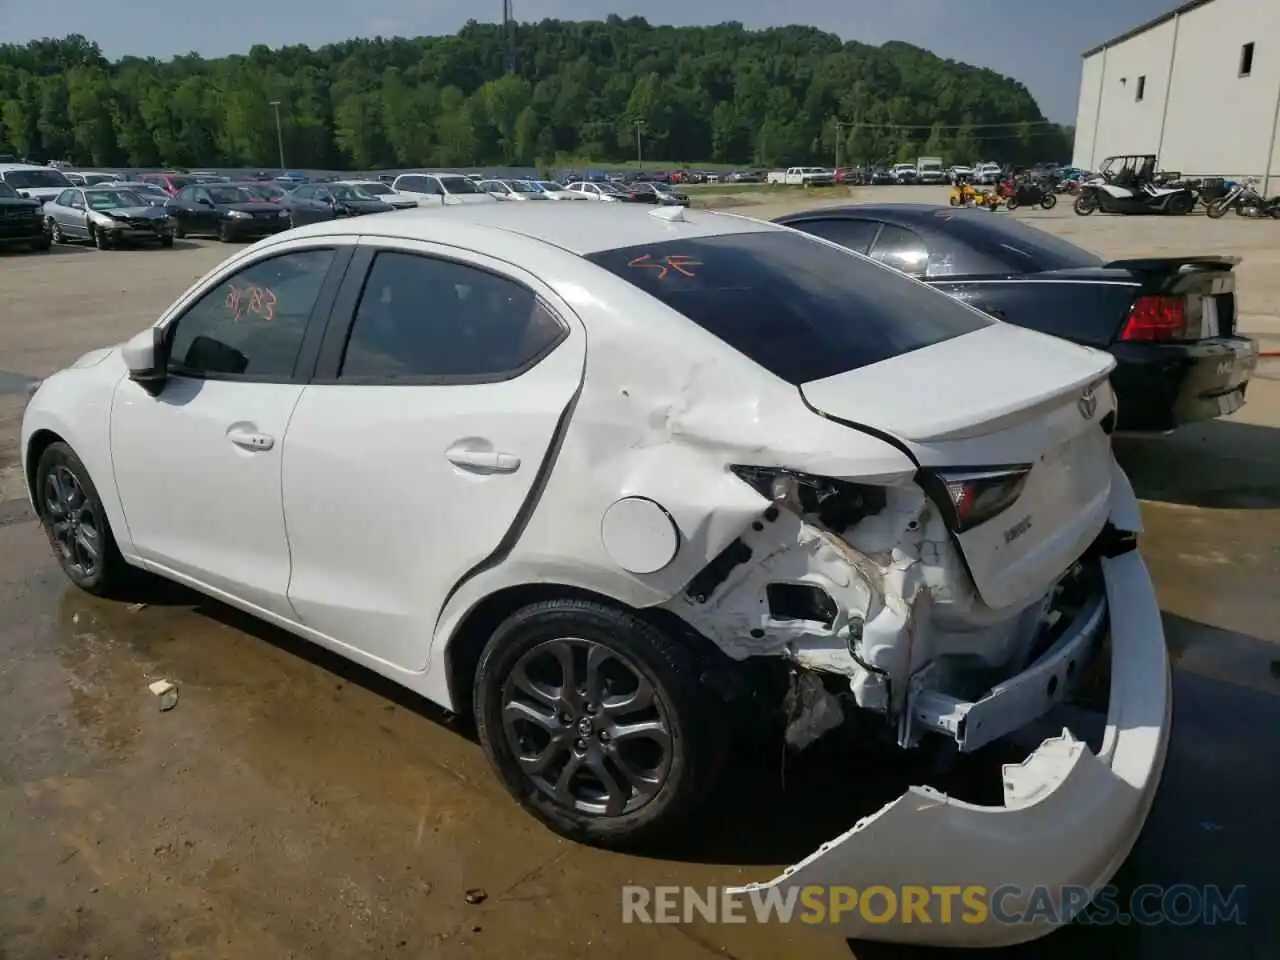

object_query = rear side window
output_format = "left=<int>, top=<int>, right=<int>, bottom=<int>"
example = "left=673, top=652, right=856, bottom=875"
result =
left=585, top=231, right=992, bottom=385
left=933, top=210, right=1103, bottom=274
left=338, top=251, right=566, bottom=381
left=786, top=218, right=881, bottom=254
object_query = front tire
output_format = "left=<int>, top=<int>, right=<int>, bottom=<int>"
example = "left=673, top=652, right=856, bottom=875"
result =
left=35, top=442, right=129, bottom=597
left=217, top=221, right=233, bottom=242
left=47, top=218, right=64, bottom=244
left=1206, top=199, right=1229, bottom=219
left=474, top=599, right=722, bottom=847
left=1040, top=193, right=1058, bottom=210
left=1074, top=195, right=1098, bottom=216
left=1005, top=198, right=1019, bottom=211
left=172, top=220, right=186, bottom=240
left=30, top=236, right=51, bottom=252
left=158, top=235, right=174, bottom=248
left=93, top=227, right=110, bottom=250
left=1167, top=193, right=1194, bottom=216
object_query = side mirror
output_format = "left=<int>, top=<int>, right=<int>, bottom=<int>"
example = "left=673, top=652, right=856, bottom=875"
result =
left=122, top=327, right=168, bottom=393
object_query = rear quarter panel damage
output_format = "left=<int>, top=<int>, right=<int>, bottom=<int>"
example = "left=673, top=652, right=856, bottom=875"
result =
left=722, top=462, right=1171, bottom=950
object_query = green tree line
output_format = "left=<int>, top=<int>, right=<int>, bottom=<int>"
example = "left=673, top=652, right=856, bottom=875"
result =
left=0, top=21, right=1073, bottom=170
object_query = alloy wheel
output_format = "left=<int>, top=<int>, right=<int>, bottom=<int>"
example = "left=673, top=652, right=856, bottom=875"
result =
left=43, top=465, right=101, bottom=579
left=500, top=637, right=674, bottom=818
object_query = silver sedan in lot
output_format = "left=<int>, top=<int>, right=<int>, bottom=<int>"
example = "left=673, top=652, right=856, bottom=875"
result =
left=43, top=186, right=176, bottom=249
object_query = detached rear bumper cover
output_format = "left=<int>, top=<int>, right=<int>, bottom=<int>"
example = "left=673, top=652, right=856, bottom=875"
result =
left=726, top=464, right=1171, bottom=948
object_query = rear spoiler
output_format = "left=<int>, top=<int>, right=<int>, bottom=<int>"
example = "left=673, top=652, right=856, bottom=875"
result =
left=1103, top=255, right=1240, bottom=273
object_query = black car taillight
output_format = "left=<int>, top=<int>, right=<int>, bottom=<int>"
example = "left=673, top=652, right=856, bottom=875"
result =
left=920, top=467, right=1031, bottom=533
left=1120, top=294, right=1189, bottom=341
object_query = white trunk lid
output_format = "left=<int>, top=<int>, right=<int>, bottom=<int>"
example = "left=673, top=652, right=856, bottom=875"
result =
left=801, top=324, right=1117, bottom=610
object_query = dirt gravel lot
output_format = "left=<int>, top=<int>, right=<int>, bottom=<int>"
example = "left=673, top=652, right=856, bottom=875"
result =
left=0, top=187, right=1277, bottom=960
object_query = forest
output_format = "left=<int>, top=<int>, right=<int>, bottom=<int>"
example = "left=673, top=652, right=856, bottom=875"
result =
left=0, top=20, right=1074, bottom=171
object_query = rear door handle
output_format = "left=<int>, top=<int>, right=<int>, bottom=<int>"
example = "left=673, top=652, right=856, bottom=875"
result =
left=445, top=446, right=521, bottom=474
left=227, top=428, right=275, bottom=452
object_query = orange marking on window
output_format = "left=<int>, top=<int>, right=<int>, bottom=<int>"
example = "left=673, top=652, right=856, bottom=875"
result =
left=627, top=252, right=702, bottom=280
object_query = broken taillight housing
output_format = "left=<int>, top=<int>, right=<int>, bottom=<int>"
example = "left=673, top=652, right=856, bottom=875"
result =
left=729, top=466, right=886, bottom=529
left=923, top=467, right=1032, bottom=534
left=1120, top=294, right=1189, bottom=341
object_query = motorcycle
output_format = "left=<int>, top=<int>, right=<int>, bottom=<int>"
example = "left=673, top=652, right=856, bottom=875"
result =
left=1205, top=177, right=1280, bottom=219
left=997, top=177, right=1057, bottom=211
left=1072, top=154, right=1196, bottom=216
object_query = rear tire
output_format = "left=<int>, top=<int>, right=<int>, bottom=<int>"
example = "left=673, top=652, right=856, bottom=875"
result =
left=474, top=599, right=723, bottom=848
left=35, top=442, right=131, bottom=597
left=1074, top=195, right=1098, bottom=216
left=1005, top=198, right=1019, bottom=211
left=1166, top=193, right=1194, bottom=216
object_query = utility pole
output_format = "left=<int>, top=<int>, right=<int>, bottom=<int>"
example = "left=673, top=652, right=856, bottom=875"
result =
left=502, top=0, right=516, bottom=74
left=634, top=120, right=646, bottom=167
left=269, top=100, right=285, bottom=172
left=834, top=120, right=854, bottom=170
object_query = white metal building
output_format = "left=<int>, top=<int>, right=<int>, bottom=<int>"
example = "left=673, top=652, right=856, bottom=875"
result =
left=1073, top=0, right=1280, bottom=191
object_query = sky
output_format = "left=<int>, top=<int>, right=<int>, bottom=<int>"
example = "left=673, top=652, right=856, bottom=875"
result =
left=1, top=0, right=1183, bottom=122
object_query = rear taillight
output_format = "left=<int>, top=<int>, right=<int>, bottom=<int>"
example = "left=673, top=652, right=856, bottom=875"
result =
left=1121, top=294, right=1188, bottom=341
left=923, top=467, right=1032, bottom=534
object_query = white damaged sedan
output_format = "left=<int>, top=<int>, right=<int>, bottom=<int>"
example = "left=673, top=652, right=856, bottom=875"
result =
left=21, top=202, right=1170, bottom=948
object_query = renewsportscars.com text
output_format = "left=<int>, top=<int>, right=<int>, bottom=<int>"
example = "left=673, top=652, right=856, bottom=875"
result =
left=622, top=884, right=1248, bottom=927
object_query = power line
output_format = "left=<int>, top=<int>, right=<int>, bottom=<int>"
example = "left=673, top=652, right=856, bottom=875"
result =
left=839, top=119, right=1063, bottom=131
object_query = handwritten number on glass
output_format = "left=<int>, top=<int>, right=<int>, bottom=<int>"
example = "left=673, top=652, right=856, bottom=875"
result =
left=627, top=253, right=702, bottom=280
left=225, top=283, right=278, bottom=323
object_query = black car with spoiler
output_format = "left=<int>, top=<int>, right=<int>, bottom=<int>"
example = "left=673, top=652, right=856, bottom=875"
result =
left=774, top=204, right=1259, bottom=433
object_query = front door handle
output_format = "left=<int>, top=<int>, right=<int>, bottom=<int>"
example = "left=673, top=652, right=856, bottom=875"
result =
left=227, top=427, right=275, bottom=452
left=445, top=446, right=521, bottom=474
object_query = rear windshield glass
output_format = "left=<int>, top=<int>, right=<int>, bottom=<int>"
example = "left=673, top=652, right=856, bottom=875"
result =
left=586, top=231, right=992, bottom=384
left=933, top=210, right=1103, bottom=272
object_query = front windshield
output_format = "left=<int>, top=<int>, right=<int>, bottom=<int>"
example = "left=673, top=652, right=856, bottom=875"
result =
left=4, top=169, right=73, bottom=189
left=86, top=190, right=147, bottom=210
left=330, top=184, right=370, bottom=201
left=243, top=183, right=286, bottom=199
left=506, top=181, right=535, bottom=193
left=598, top=182, right=626, bottom=194
left=207, top=186, right=254, bottom=204
left=439, top=176, right=483, bottom=195
left=357, top=182, right=392, bottom=196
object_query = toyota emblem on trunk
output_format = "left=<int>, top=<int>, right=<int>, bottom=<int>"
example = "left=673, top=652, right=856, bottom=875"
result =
left=1078, top=388, right=1098, bottom=420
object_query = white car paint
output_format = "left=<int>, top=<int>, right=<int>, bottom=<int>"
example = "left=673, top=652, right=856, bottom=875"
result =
left=528, top=180, right=588, bottom=200
left=0, top=162, right=76, bottom=201
left=22, top=203, right=1169, bottom=948
left=389, top=172, right=498, bottom=206
left=565, top=181, right=626, bottom=201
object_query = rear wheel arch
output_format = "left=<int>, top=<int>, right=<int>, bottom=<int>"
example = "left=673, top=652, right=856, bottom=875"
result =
left=444, top=582, right=736, bottom=721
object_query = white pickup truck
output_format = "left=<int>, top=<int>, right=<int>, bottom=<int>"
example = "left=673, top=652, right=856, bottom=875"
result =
left=766, top=166, right=835, bottom=186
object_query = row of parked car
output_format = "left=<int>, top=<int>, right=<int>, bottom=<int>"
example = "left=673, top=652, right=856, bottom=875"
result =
left=0, top=163, right=694, bottom=253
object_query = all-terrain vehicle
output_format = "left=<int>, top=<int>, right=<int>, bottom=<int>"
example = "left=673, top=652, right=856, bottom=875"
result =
left=1074, top=154, right=1196, bottom=216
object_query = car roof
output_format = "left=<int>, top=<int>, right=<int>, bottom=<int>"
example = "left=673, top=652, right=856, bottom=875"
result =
left=282, top=202, right=779, bottom=255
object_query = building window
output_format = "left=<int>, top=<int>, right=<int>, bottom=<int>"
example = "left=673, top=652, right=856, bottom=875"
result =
left=1240, top=42, right=1255, bottom=77
left=1136, top=76, right=1146, bottom=101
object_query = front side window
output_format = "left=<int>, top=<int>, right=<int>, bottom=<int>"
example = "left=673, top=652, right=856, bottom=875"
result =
left=338, top=251, right=566, bottom=380
left=167, top=249, right=336, bottom=379
left=868, top=224, right=930, bottom=277
left=787, top=218, right=881, bottom=254
left=585, top=231, right=991, bottom=385
left=53, top=188, right=76, bottom=205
